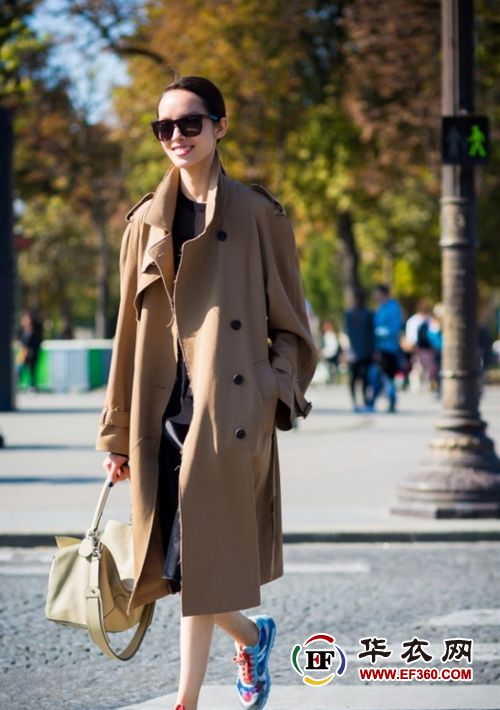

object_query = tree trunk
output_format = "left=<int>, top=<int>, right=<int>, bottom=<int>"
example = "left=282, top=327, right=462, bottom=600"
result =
left=337, top=210, right=361, bottom=311
left=0, top=107, right=15, bottom=410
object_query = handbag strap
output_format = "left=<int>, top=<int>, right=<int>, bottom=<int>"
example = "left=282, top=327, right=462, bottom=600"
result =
left=85, top=553, right=155, bottom=661
left=88, top=480, right=113, bottom=535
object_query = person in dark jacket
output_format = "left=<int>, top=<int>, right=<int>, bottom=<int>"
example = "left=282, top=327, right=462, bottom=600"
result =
left=344, top=289, right=374, bottom=411
left=369, top=284, right=403, bottom=412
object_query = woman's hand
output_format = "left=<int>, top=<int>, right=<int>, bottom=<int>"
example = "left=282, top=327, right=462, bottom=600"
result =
left=103, top=453, right=130, bottom=485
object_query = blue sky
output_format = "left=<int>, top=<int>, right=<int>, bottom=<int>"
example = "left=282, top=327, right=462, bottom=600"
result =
left=29, top=0, right=131, bottom=123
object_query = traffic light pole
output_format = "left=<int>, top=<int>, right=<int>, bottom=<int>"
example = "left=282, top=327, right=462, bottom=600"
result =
left=393, top=0, right=500, bottom=517
left=0, top=107, right=15, bottom=412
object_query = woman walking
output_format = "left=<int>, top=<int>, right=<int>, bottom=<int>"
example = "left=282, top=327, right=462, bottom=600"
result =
left=97, top=76, right=316, bottom=710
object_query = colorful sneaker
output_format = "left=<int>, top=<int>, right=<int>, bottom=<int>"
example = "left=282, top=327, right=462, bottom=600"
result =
left=234, top=615, right=276, bottom=710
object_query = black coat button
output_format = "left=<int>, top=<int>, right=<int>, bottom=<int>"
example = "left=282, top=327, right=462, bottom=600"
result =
left=230, top=319, right=241, bottom=330
left=233, top=374, right=244, bottom=385
left=235, top=428, right=246, bottom=439
left=217, top=230, right=227, bottom=241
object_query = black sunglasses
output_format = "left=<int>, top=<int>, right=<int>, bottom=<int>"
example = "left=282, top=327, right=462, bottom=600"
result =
left=151, top=113, right=219, bottom=142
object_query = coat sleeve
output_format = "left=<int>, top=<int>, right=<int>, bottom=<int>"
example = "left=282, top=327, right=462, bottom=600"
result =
left=255, top=194, right=317, bottom=431
left=95, top=220, right=139, bottom=455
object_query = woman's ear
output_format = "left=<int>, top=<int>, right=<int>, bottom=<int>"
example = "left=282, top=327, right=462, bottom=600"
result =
left=215, top=117, right=228, bottom=141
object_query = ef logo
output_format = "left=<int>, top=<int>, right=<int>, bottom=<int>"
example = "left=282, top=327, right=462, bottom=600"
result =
left=291, top=633, right=347, bottom=686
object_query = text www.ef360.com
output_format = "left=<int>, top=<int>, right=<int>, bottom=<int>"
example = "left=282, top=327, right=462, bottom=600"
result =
left=358, top=667, right=472, bottom=681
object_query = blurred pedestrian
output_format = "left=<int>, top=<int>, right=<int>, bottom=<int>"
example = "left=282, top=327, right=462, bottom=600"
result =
left=58, top=316, right=73, bottom=340
left=428, top=304, right=443, bottom=396
left=321, top=321, right=340, bottom=382
left=405, top=301, right=439, bottom=392
left=306, top=299, right=322, bottom=352
left=368, top=284, right=403, bottom=413
left=96, top=77, right=316, bottom=710
left=344, top=289, right=374, bottom=411
left=17, top=309, right=42, bottom=392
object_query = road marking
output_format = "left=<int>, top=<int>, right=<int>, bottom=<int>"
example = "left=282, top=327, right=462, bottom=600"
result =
left=114, top=684, right=500, bottom=710
left=0, top=548, right=55, bottom=574
left=285, top=562, right=370, bottom=574
left=0, top=560, right=372, bottom=575
left=0, top=565, right=50, bottom=576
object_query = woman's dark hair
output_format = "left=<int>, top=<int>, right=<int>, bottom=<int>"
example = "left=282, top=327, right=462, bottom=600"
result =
left=157, top=76, right=226, bottom=119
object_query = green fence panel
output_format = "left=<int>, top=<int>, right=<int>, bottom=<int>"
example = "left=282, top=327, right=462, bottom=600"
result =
left=88, top=348, right=112, bottom=388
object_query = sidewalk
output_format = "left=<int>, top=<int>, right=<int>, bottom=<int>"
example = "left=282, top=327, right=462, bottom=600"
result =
left=115, top=684, right=498, bottom=710
left=0, top=384, right=499, bottom=543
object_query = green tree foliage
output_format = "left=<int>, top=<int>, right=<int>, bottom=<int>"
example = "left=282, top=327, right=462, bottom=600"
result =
left=18, top=195, right=96, bottom=328
left=0, top=0, right=48, bottom=107
left=10, top=0, right=500, bottom=335
left=3, top=0, right=128, bottom=336
left=12, top=60, right=125, bottom=334
left=476, top=0, right=500, bottom=304
left=279, top=1, right=444, bottom=318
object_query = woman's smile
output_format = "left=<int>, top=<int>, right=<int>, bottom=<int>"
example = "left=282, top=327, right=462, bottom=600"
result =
left=172, top=143, right=194, bottom=157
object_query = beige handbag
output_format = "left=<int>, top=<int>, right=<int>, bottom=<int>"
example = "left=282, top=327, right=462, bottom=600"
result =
left=45, top=481, right=155, bottom=661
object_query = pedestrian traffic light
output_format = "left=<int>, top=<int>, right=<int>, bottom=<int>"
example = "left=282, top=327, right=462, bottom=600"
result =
left=442, top=116, right=490, bottom=165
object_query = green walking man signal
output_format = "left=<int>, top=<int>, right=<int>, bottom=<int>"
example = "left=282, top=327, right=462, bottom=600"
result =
left=442, top=116, right=490, bottom=165
left=467, top=124, right=487, bottom=158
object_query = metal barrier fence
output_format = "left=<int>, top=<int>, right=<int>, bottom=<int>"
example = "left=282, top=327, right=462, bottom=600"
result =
left=17, top=340, right=113, bottom=392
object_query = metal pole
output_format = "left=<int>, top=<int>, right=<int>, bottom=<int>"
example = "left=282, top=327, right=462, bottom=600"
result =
left=392, top=0, right=500, bottom=517
left=0, top=107, right=15, bottom=412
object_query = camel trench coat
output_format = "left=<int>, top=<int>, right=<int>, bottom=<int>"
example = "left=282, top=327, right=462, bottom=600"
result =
left=96, top=154, right=317, bottom=616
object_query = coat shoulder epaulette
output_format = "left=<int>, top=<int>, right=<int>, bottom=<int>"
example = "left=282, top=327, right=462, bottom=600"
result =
left=251, top=184, right=286, bottom=217
left=125, top=193, right=154, bottom=223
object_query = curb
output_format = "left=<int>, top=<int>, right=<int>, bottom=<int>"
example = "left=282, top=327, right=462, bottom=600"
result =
left=2, top=530, right=500, bottom=547
left=283, top=530, right=500, bottom=543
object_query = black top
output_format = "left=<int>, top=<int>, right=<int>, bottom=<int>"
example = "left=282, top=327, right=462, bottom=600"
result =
left=164, top=190, right=206, bottom=425
left=344, top=307, right=375, bottom=362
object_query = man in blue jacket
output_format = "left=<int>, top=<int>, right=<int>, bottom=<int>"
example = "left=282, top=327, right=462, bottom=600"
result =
left=369, top=284, right=403, bottom=412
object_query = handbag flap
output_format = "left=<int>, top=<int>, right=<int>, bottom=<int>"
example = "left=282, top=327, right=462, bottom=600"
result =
left=56, top=536, right=80, bottom=549
left=100, top=520, right=135, bottom=583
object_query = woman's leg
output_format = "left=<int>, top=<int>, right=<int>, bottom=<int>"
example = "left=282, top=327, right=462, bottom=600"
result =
left=176, top=611, right=260, bottom=710
left=217, top=611, right=275, bottom=709
left=177, top=614, right=216, bottom=710
left=215, top=611, right=259, bottom=647
left=348, top=363, right=357, bottom=406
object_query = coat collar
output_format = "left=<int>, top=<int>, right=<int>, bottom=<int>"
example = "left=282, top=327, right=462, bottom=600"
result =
left=144, top=151, right=231, bottom=234
left=141, top=151, right=236, bottom=298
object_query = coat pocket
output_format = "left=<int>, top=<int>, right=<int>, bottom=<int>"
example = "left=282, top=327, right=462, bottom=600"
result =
left=254, top=359, right=279, bottom=434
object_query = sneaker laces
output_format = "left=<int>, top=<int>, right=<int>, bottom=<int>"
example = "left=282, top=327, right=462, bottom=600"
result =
left=234, top=645, right=258, bottom=686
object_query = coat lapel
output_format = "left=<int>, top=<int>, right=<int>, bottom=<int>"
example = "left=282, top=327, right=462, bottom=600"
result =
left=141, top=152, right=236, bottom=301
left=141, top=165, right=178, bottom=298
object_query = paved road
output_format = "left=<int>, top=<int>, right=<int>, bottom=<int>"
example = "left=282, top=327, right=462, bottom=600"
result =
left=1, top=542, right=499, bottom=710
left=1, top=385, right=499, bottom=708
left=1, top=385, right=499, bottom=539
